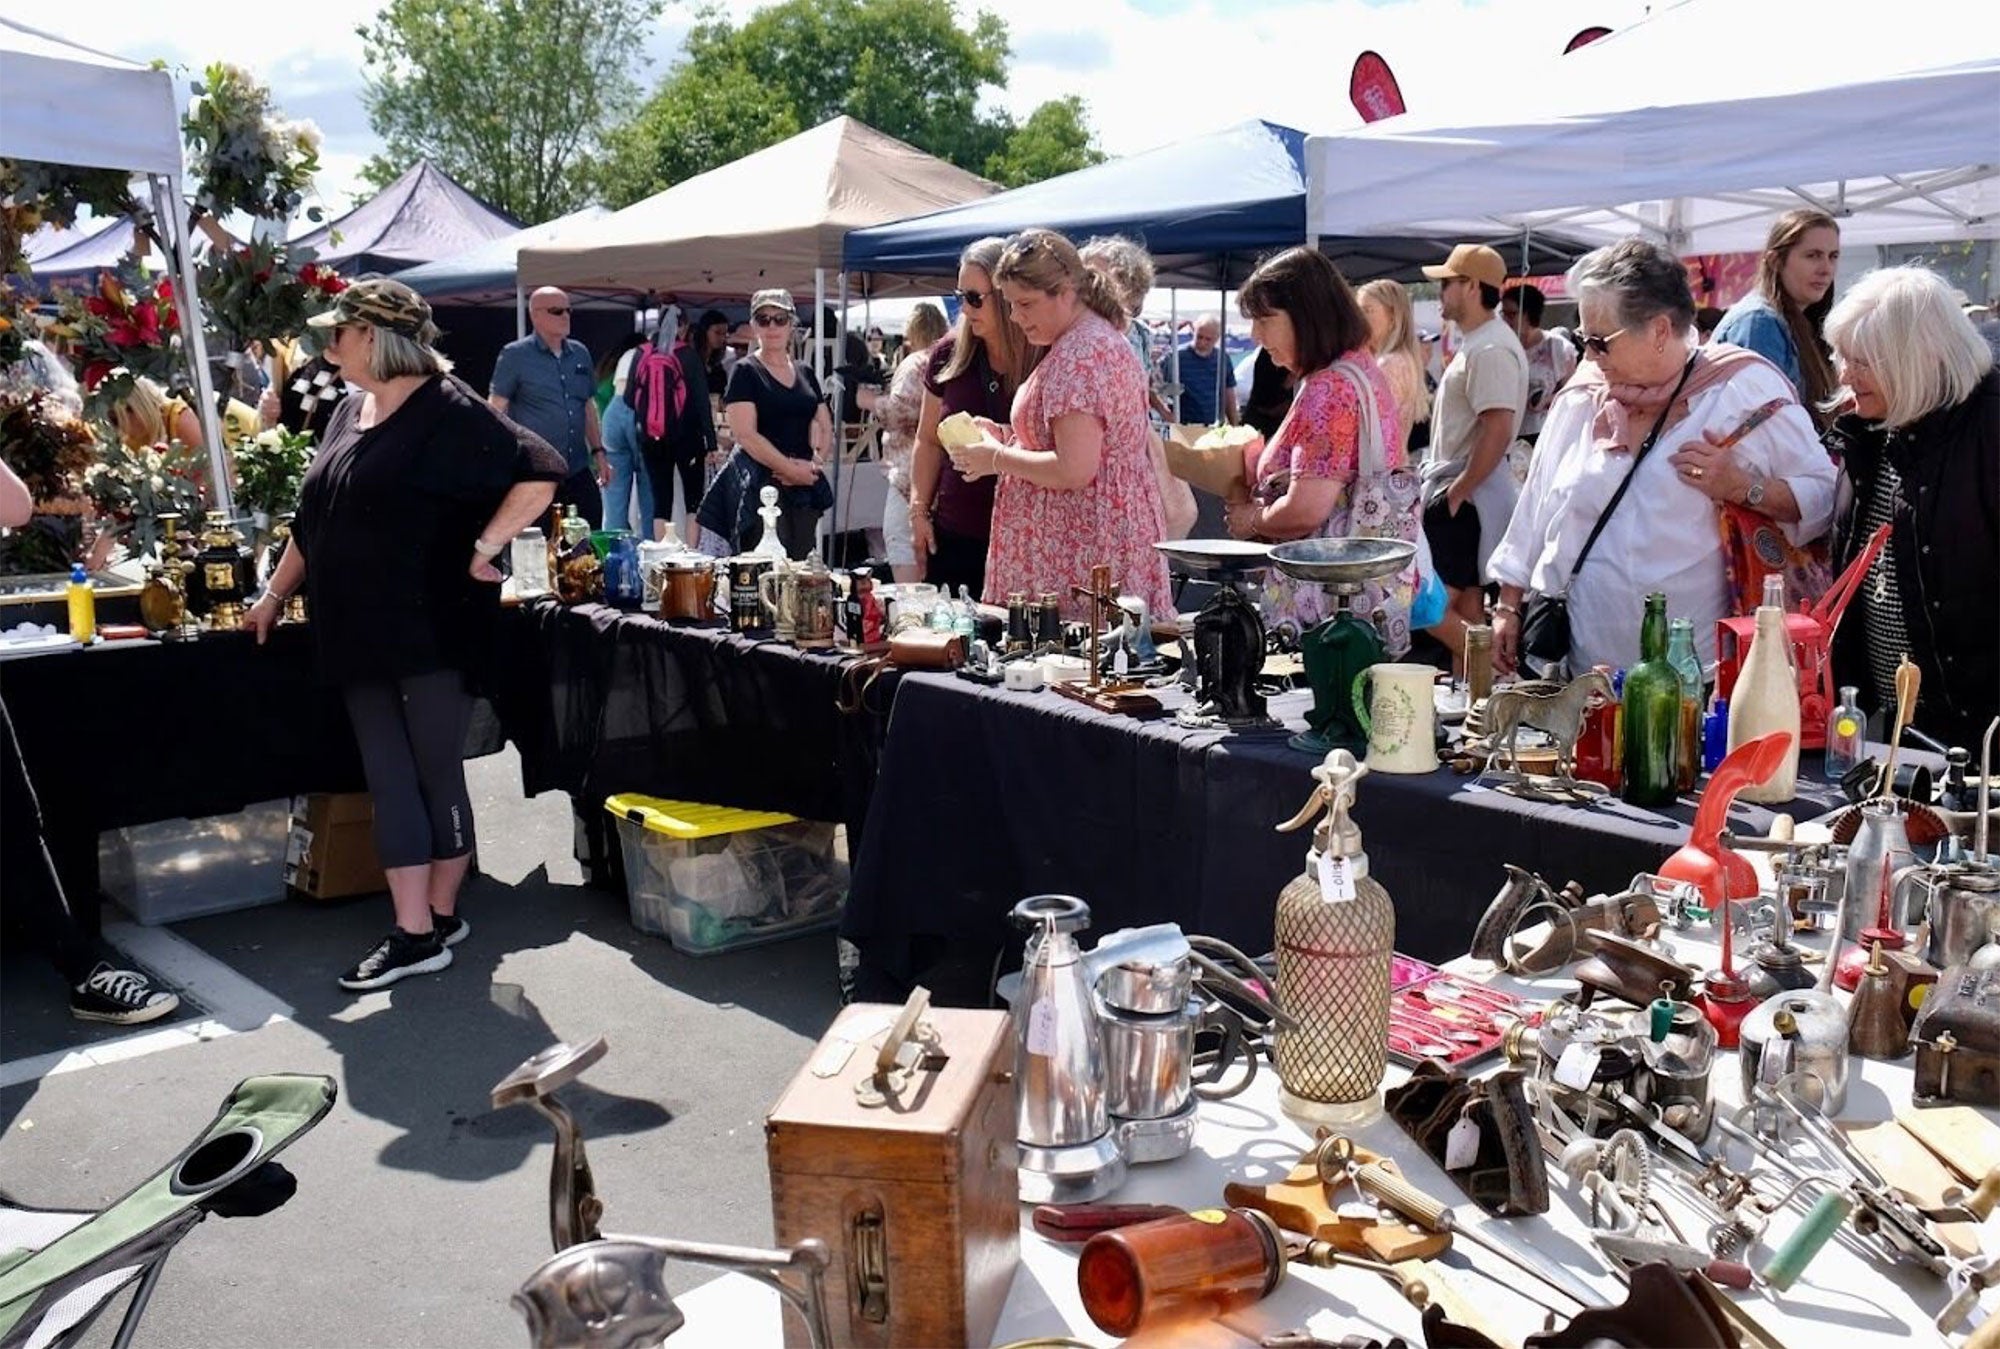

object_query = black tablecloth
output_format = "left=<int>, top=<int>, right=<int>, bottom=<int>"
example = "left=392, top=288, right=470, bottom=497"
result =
left=491, top=602, right=897, bottom=860
left=842, top=675, right=1846, bottom=1003
left=0, top=625, right=507, bottom=919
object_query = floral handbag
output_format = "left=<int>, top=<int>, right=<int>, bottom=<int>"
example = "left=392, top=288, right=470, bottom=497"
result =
left=1719, top=503, right=1834, bottom=614
left=1259, top=359, right=1422, bottom=653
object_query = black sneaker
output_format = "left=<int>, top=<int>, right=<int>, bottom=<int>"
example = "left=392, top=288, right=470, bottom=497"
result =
left=71, top=963, right=181, bottom=1025
left=432, top=911, right=470, bottom=948
left=338, top=929, right=452, bottom=991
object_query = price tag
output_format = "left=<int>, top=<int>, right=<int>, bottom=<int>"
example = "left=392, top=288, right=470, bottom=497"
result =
left=1114, top=648, right=1130, bottom=678
left=1444, top=1116, right=1483, bottom=1171
left=1554, top=1042, right=1603, bottom=1091
left=1319, top=852, right=1357, bottom=902
left=1758, top=1037, right=1793, bottom=1085
left=1026, top=1000, right=1059, bottom=1056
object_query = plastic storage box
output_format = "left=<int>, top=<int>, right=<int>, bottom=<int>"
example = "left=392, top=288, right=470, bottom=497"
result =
left=603, top=794, right=847, bottom=956
left=99, top=800, right=291, bottom=925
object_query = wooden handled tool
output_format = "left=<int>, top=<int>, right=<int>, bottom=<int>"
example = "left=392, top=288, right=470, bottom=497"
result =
left=1875, top=657, right=1921, bottom=801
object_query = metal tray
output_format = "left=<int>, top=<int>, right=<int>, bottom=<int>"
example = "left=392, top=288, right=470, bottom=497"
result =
left=1267, top=537, right=1416, bottom=586
left=1153, top=538, right=1271, bottom=578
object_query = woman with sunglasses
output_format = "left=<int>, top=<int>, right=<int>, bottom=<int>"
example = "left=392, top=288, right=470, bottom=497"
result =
left=944, top=228, right=1174, bottom=621
left=908, top=237, right=1039, bottom=594
left=696, top=289, right=832, bottom=559
left=1488, top=239, right=1837, bottom=679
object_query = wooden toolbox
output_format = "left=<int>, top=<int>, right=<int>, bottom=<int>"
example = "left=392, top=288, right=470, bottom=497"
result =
left=767, top=993, right=1018, bottom=1348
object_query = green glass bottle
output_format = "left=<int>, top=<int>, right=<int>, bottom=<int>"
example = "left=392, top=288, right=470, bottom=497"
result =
left=1666, top=617, right=1704, bottom=793
left=1621, top=593, right=1681, bottom=806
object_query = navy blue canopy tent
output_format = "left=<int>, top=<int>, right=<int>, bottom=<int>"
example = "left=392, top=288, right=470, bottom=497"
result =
left=842, top=119, right=1586, bottom=290
left=20, top=215, right=141, bottom=295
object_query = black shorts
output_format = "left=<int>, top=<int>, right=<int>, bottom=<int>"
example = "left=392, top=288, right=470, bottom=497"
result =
left=1423, top=495, right=1483, bottom=590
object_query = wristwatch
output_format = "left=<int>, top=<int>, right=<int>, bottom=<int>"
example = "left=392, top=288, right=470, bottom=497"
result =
left=1744, top=475, right=1768, bottom=509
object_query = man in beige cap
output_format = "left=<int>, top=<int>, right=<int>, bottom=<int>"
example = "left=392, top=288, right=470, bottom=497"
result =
left=1419, top=243, right=1527, bottom=627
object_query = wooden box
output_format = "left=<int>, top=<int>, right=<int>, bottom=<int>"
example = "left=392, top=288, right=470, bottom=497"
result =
left=767, top=999, right=1019, bottom=1348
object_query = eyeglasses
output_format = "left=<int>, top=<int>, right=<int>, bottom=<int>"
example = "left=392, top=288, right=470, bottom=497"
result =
left=956, top=288, right=992, bottom=310
left=1574, top=326, right=1632, bottom=356
left=753, top=312, right=793, bottom=328
left=537, top=307, right=570, bottom=317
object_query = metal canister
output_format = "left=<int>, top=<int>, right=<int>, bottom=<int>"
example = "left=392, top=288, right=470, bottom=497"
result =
left=726, top=555, right=773, bottom=634
left=1007, top=591, right=1032, bottom=650
left=1464, top=624, right=1495, bottom=706
left=1739, top=990, right=1849, bottom=1113
left=1037, top=592, right=1064, bottom=647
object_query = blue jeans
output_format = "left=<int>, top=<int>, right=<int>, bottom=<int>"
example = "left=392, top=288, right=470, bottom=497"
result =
left=600, top=398, right=653, bottom=535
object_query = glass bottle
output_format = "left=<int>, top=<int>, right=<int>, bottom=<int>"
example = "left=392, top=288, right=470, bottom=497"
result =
left=1076, top=1208, right=1286, bottom=1337
left=1575, top=664, right=1621, bottom=790
left=1666, top=618, right=1704, bottom=793
left=1727, top=575, right=1802, bottom=803
left=1825, top=685, right=1864, bottom=783
left=953, top=584, right=978, bottom=643
left=1621, top=593, right=1681, bottom=806
left=559, top=503, right=589, bottom=551
left=511, top=527, right=549, bottom=598
left=1703, top=697, right=1731, bottom=773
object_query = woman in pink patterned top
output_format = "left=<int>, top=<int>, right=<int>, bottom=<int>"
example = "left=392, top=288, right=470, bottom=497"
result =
left=944, top=228, right=1174, bottom=621
left=1225, top=247, right=1420, bottom=646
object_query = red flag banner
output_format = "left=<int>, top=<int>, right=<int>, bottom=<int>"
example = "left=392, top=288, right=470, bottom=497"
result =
left=1349, top=51, right=1407, bottom=123
left=1563, top=25, right=1613, bottom=53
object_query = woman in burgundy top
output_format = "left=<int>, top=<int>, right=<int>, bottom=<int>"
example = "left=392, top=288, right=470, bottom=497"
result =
left=908, top=236, right=1040, bottom=595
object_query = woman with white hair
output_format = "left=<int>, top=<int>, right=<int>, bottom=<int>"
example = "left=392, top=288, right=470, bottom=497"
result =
left=1823, top=266, right=1998, bottom=746
left=248, top=279, right=569, bottom=993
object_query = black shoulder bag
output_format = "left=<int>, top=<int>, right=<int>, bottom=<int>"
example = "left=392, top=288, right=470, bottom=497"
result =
left=1518, top=354, right=1697, bottom=679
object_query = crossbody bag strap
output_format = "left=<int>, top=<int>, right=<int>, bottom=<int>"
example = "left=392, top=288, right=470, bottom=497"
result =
left=1560, top=352, right=1698, bottom=591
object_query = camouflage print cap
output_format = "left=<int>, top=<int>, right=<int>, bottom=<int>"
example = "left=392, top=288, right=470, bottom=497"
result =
left=306, top=277, right=434, bottom=341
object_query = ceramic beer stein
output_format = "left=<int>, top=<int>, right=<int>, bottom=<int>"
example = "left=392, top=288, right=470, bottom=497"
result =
left=1352, top=662, right=1439, bottom=773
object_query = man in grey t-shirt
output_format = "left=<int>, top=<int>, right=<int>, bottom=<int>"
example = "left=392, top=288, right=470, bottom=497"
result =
left=1420, top=244, right=1527, bottom=628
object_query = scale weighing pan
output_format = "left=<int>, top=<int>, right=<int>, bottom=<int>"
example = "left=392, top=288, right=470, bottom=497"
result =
left=1267, top=536, right=1415, bottom=587
left=1154, top=538, right=1272, bottom=578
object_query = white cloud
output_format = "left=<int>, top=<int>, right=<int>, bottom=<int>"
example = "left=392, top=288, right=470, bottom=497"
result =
left=6, top=0, right=1656, bottom=214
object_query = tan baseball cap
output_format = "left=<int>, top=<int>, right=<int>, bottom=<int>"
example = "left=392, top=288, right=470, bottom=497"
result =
left=1422, top=244, right=1509, bottom=292
left=749, top=288, right=797, bottom=317
left=306, top=277, right=434, bottom=340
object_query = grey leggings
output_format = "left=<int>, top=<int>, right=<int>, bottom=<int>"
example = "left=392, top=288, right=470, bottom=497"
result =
left=342, top=670, right=475, bottom=870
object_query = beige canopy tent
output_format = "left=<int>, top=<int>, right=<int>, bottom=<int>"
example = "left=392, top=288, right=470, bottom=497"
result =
left=517, top=116, right=995, bottom=299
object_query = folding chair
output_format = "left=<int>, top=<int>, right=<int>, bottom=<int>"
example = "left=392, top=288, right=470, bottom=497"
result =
left=0, top=1073, right=336, bottom=1349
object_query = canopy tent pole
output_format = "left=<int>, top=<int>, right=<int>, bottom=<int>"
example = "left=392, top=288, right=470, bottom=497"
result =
left=516, top=284, right=526, bottom=340
left=832, top=269, right=850, bottom=550
left=813, top=268, right=826, bottom=383
left=1217, top=254, right=1228, bottom=425
left=151, top=172, right=233, bottom=519
left=1168, top=289, right=1179, bottom=421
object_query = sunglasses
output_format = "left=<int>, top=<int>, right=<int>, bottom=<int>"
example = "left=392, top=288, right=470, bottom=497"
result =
left=537, top=307, right=570, bottom=317
left=956, top=288, right=993, bottom=311
left=1574, top=326, right=1632, bottom=356
left=753, top=311, right=793, bottom=328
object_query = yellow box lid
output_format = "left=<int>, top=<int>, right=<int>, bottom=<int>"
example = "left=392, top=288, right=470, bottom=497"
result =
left=603, top=792, right=799, bottom=839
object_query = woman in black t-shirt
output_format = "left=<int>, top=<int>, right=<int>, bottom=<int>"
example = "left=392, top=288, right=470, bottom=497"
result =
left=247, top=279, right=568, bottom=995
left=696, top=288, right=833, bottom=559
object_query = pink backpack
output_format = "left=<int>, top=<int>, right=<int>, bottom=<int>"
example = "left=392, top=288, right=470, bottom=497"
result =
left=625, top=345, right=687, bottom=443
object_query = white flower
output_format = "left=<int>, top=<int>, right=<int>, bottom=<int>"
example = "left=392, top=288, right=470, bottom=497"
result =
left=255, top=428, right=283, bottom=448
left=150, top=475, right=166, bottom=491
left=289, top=119, right=322, bottom=157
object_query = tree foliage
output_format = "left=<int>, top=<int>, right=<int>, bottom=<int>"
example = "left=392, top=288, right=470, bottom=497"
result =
left=358, top=0, right=664, bottom=223
left=599, top=0, right=1103, bottom=205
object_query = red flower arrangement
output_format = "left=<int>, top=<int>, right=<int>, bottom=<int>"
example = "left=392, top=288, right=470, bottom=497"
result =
left=53, top=274, right=183, bottom=415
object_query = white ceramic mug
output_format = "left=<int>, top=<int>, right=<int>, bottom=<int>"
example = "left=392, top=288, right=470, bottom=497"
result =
left=1354, top=662, right=1440, bottom=773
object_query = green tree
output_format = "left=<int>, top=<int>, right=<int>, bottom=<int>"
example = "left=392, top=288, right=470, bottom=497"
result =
left=601, top=0, right=1102, bottom=202
left=357, top=0, right=665, bottom=223
left=985, top=96, right=1104, bottom=188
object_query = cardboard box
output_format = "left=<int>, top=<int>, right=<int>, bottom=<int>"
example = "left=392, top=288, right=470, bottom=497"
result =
left=285, top=793, right=386, bottom=900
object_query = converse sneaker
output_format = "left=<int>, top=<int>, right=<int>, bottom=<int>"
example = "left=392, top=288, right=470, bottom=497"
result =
left=338, top=928, right=452, bottom=991
left=71, top=963, right=180, bottom=1025
left=432, top=911, right=470, bottom=948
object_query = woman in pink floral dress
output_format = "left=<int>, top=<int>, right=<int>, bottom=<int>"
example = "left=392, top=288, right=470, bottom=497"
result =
left=1224, top=247, right=1420, bottom=653
left=943, top=228, right=1174, bottom=621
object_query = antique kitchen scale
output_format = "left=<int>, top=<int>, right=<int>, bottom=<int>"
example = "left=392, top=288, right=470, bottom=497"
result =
left=1155, top=538, right=1275, bottom=728
left=1268, top=537, right=1417, bottom=757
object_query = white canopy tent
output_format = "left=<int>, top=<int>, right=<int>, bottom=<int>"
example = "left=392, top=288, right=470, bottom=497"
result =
left=1305, top=0, right=2000, bottom=257
left=1, top=18, right=233, bottom=514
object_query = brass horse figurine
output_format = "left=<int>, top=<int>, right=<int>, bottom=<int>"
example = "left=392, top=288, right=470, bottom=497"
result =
left=1478, top=670, right=1615, bottom=782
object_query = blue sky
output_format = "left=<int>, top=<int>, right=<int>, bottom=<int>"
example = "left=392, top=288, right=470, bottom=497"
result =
left=6, top=0, right=1655, bottom=218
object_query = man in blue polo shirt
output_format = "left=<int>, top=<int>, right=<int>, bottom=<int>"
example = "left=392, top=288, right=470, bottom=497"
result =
left=491, top=287, right=609, bottom=525
left=1166, top=313, right=1239, bottom=426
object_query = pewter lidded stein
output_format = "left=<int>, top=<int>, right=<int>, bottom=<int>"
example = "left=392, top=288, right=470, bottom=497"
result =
left=1272, top=750, right=1394, bottom=1123
left=1011, top=895, right=1127, bottom=1204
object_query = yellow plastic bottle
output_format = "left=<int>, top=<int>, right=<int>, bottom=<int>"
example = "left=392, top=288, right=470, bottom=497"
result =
left=67, top=563, right=96, bottom=643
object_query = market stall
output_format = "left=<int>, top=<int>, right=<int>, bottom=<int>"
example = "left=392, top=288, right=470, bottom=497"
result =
left=1303, top=0, right=2000, bottom=254
left=288, top=158, right=521, bottom=277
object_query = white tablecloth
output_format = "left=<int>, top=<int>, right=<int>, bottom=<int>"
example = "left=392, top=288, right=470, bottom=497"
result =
left=671, top=919, right=1995, bottom=1348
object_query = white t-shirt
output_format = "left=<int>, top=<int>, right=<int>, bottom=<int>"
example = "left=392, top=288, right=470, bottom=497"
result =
left=613, top=346, right=639, bottom=397
left=1425, top=316, right=1527, bottom=497
left=1487, top=361, right=1838, bottom=674
left=1520, top=330, right=1578, bottom=438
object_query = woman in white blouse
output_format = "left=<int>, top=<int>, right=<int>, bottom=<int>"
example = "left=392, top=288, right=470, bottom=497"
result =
left=1489, top=239, right=1836, bottom=676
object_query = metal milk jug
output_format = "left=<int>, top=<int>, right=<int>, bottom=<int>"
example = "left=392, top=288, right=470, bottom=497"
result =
left=1085, top=924, right=1199, bottom=1164
left=1272, top=749, right=1393, bottom=1124
left=1918, top=864, right=2000, bottom=969
left=1011, top=895, right=1126, bottom=1204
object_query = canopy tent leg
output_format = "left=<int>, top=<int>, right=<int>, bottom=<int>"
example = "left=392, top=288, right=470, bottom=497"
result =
left=1168, top=290, right=1179, bottom=419
left=812, top=268, right=826, bottom=383
left=831, top=269, right=850, bottom=551
left=151, top=173, right=232, bottom=519
left=1217, top=254, right=1229, bottom=425
left=516, top=284, right=526, bottom=340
